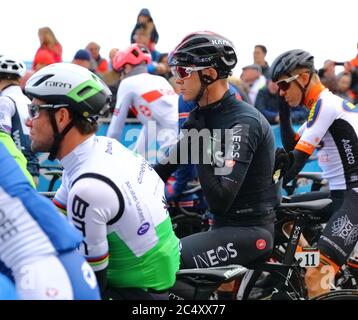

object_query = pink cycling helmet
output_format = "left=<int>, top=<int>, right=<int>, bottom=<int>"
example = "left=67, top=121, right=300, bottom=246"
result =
left=113, top=43, right=152, bottom=71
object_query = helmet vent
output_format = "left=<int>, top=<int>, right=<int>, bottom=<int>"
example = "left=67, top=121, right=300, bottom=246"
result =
left=33, top=74, right=54, bottom=87
left=132, top=49, right=139, bottom=57
left=77, top=86, right=92, bottom=96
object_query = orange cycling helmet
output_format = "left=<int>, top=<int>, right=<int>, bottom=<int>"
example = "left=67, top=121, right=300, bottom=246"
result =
left=113, top=43, right=152, bottom=71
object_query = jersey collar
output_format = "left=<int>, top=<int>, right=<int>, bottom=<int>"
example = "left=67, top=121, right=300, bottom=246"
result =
left=303, top=82, right=326, bottom=109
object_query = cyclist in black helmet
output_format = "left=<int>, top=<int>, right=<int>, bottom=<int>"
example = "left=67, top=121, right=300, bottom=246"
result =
left=271, top=49, right=358, bottom=298
left=154, top=31, right=278, bottom=298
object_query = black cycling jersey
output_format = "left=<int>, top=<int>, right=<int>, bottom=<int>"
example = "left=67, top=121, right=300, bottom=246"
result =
left=155, top=90, right=277, bottom=226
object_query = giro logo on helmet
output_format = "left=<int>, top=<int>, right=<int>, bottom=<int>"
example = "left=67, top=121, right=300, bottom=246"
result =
left=45, top=81, right=72, bottom=89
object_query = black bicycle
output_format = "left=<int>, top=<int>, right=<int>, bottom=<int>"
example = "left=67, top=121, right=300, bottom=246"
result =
left=170, top=197, right=358, bottom=300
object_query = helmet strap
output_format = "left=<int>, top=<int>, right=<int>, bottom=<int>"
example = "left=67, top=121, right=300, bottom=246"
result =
left=48, top=110, right=74, bottom=161
left=291, top=72, right=313, bottom=106
left=195, top=70, right=218, bottom=102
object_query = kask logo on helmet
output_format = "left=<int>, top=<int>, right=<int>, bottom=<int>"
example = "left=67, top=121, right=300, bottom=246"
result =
left=45, top=81, right=72, bottom=89
left=211, top=39, right=231, bottom=46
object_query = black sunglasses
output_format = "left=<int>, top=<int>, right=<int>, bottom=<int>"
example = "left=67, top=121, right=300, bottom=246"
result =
left=276, top=74, right=300, bottom=91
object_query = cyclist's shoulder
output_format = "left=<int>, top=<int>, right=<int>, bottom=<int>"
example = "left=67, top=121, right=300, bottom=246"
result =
left=0, top=134, right=34, bottom=189
left=74, top=137, right=138, bottom=176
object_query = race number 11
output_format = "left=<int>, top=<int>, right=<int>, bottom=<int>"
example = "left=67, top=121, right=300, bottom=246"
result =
left=295, top=247, right=320, bottom=267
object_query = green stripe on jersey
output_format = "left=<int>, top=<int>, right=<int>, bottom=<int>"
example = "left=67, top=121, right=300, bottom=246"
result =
left=107, top=216, right=180, bottom=291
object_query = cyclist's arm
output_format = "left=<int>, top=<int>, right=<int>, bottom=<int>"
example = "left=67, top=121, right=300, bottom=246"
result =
left=53, top=181, right=68, bottom=215
left=283, top=97, right=336, bottom=184
left=0, top=131, right=35, bottom=188
left=196, top=121, right=258, bottom=216
left=106, top=84, right=132, bottom=141
left=67, top=176, right=122, bottom=293
left=278, top=98, right=301, bottom=151
left=154, top=137, right=186, bottom=182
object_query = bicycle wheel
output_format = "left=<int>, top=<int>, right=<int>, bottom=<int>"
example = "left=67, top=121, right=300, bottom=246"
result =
left=312, top=289, right=358, bottom=300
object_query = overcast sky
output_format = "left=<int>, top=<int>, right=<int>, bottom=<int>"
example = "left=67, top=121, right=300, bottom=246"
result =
left=2, top=0, right=357, bottom=76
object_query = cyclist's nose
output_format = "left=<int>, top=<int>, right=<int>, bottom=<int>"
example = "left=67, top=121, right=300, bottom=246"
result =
left=175, top=78, right=184, bottom=85
left=279, top=89, right=286, bottom=97
left=25, top=117, right=33, bottom=128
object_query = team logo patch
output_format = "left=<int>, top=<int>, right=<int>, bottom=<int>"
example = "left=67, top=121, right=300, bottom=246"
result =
left=256, top=239, right=267, bottom=250
left=307, top=99, right=321, bottom=128
left=137, top=222, right=150, bottom=235
left=342, top=100, right=358, bottom=113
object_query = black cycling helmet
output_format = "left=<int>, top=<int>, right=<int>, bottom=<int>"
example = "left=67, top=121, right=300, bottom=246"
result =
left=270, top=49, right=315, bottom=82
left=168, top=31, right=237, bottom=79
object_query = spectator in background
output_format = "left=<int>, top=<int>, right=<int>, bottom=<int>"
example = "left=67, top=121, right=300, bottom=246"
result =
left=255, top=76, right=308, bottom=125
left=102, top=48, right=121, bottom=111
left=240, top=63, right=266, bottom=105
left=318, top=59, right=338, bottom=92
left=33, top=27, right=62, bottom=69
left=133, top=26, right=166, bottom=75
left=86, top=41, right=109, bottom=74
left=255, top=77, right=281, bottom=124
left=21, top=49, right=55, bottom=90
left=130, top=8, right=159, bottom=48
left=336, top=72, right=354, bottom=102
left=345, top=44, right=358, bottom=104
left=228, top=75, right=251, bottom=103
left=253, top=45, right=270, bottom=79
left=71, top=49, right=91, bottom=69
left=157, top=53, right=173, bottom=80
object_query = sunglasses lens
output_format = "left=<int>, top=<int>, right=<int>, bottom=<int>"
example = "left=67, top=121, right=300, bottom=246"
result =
left=28, top=104, right=40, bottom=119
left=171, top=66, right=191, bottom=79
left=177, top=66, right=191, bottom=79
left=277, top=81, right=290, bottom=91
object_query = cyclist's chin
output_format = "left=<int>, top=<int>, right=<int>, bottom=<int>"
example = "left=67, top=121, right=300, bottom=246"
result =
left=31, top=140, right=52, bottom=154
left=181, top=92, right=194, bottom=102
left=287, top=99, right=300, bottom=108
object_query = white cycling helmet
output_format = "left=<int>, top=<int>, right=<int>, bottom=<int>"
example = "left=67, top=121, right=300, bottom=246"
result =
left=25, top=63, right=112, bottom=161
left=0, top=56, right=26, bottom=78
left=25, top=62, right=112, bottom=118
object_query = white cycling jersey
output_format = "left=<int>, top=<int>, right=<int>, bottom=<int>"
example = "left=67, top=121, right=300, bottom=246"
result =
left=295, top=88, right=358, bottom=190
left=0, top=85, right=30, bottom=135
left=106, top=72, right=179, bottom=162
left=53, top=135, right=180, bottom=290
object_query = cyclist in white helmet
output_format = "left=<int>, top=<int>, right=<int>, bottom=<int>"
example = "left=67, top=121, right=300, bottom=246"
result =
left=0, top=56, right=39, bottom=182
left=25, top=63, right=180, bottom=299
left=106, top=43, right=179, bottom=163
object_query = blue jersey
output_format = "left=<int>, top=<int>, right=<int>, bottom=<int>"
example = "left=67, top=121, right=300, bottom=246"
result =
left=0, top=273, right=17, bottom=300
left=0, top=141, right=82, bottom=271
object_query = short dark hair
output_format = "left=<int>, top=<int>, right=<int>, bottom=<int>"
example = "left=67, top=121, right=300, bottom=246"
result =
left=0, top=73, right=20, bottom=81
left=51, top=108, right=97, bottom=135
left=72, top=111, right=98, bottom=135
left=255, top=45, right=267, bottom=55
